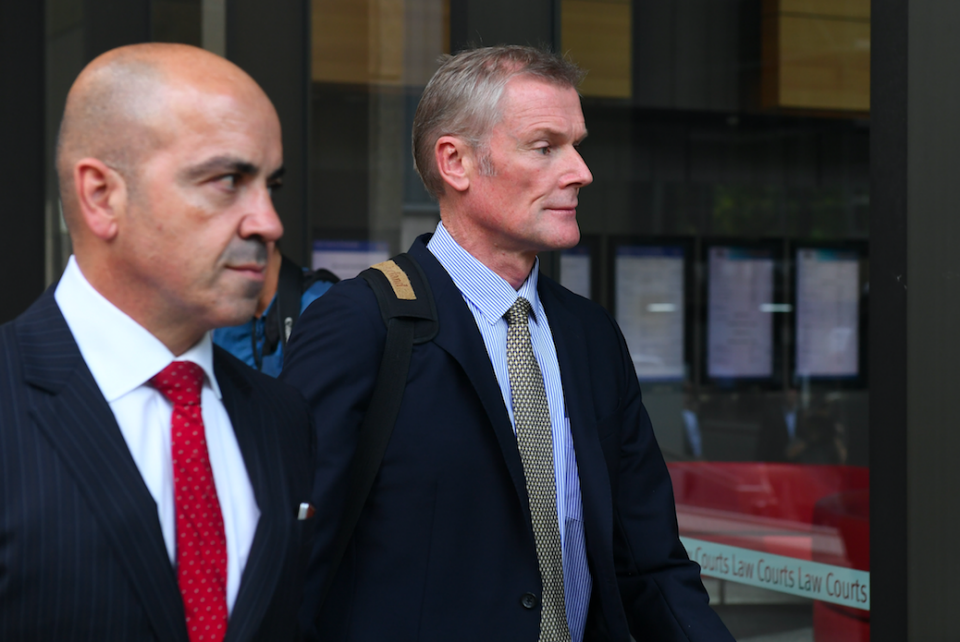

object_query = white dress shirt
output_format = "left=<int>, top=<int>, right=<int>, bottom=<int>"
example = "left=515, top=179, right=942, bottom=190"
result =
left=54, top=256, right=260, bottom=613
left=427, top=224, right=592, bottom=642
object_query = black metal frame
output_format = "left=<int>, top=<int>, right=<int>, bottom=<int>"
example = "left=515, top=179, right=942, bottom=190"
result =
left=227, top=0, right=312, bottom=266
left=0, top=0, right=46, bottom=324
left=870, top=0, right=907, bottom=639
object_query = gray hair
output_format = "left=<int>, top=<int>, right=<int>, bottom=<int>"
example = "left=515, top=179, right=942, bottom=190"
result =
left=412, top=45, right=584, bottom=200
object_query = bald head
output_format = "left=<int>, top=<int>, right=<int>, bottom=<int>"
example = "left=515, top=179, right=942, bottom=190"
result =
left=55, top=43, right=285, bottom=354
left=56, top=43, right=272, bottom=233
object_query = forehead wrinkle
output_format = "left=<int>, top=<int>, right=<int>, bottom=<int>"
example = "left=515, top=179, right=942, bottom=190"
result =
left=154, top=82, right=282, bottom=172
left=506, top=113, right=587, bottom=145
left=500, top=93, right=584, bottom=132
left=525, top=125, right=580, bottom=139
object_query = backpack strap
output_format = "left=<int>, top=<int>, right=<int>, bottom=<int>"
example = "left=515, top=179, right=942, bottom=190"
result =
left=265, top=258, right=341, bottom=365
left=362, top=253, right=438, bottom=345
left=315, top=252, right=437, bottom=610
left=275, top=254, right=307, bottom=350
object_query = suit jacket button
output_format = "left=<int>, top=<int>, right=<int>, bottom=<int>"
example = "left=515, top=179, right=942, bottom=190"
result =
left=520, top=593, right=539, bottom=609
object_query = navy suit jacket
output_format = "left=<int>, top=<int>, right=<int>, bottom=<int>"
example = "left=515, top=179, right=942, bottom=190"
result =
left=0, top=290, right=316, bottom=642
left=283, top=235, right=732, bottom=641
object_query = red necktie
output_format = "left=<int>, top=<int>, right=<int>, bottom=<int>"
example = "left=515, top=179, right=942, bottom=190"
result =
left=151, top=361, right=228, bottom=642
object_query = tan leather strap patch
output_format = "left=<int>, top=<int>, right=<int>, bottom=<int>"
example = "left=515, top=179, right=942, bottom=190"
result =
left=371, top=260, right=417, bottom=300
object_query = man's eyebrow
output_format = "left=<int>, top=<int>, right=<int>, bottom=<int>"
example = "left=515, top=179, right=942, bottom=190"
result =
left=182, top=156, right=259, bottom=181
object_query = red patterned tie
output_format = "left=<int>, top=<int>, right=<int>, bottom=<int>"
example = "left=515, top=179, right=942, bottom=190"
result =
left=151, top=361, right=228, bottom=642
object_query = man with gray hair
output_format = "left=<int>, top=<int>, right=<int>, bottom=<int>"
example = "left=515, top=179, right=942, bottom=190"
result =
left=285, top=45, right=733, bottom=641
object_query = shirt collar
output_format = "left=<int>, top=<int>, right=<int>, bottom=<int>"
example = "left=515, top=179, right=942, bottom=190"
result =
left=426, top=222, right=545, bottom=326
left=54, top=256, right=222, bottom=402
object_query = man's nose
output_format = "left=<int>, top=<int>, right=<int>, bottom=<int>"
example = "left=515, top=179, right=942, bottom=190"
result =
left=241, top=188, right=284, bottom=243
left=568, top=149, right=593, bottom=188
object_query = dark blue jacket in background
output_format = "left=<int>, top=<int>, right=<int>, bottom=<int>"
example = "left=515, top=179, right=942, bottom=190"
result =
left=213, top=277, right=333, bottom=377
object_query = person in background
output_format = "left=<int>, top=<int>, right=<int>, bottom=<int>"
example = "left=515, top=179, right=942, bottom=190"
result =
left=681, top=384, right=704, bottom=459
left=213, top=242, right=337, bottom=376
left=284, top=45, right=732, bottom=642
left=0, top=43, right=315, bottom=641
left=787, top=397, right=848, bottom=465
left=756, top=388, right=800, bottom=462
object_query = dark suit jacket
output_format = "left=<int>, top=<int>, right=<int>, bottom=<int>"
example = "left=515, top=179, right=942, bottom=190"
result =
left=0, top=289, right=316, bottom=642
left=283, top=235, right=732, bottom=642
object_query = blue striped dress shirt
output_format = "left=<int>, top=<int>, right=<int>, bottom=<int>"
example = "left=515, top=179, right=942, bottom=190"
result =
left=427, top=223, right=592, bottom=641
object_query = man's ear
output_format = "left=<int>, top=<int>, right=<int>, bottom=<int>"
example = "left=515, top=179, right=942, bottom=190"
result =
left=73, top=158, right=128, bottom=241
left=435, top=135, right=472, bottom=194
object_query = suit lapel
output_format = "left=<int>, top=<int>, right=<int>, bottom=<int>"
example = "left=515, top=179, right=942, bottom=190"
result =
left=540, top=281, right=632, bottom=635
left=410, top=240, right=531, bottom=516
left=216, top=354, right=288, bottom=642
left=538, top=281, right=615, bottom=558
left=18, top=291, right=189, bottom=642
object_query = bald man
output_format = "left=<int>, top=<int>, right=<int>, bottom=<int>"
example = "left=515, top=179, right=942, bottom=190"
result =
left=0, top=44, right=315, bottom=642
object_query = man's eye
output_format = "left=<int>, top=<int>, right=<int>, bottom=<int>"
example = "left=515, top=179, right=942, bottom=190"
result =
left=218, top=174, right=239, bottom=189
left=268, top=179, right=284, bottom=195
left=536, top=146, right=552, bottom=155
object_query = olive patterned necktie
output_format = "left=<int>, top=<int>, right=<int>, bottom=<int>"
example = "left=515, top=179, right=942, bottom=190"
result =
left=504, top=297, right=571, bottom=642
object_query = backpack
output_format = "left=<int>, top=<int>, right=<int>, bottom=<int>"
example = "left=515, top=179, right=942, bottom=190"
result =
left=315, top=252, right=438, bottom=610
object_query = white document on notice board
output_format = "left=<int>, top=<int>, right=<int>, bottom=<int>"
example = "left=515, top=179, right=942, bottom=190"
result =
left=707, top=247, right=774, bottom=378
left=796, top=249, right=859, bottom=377
left=615, top=246, right=685, bottom=381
